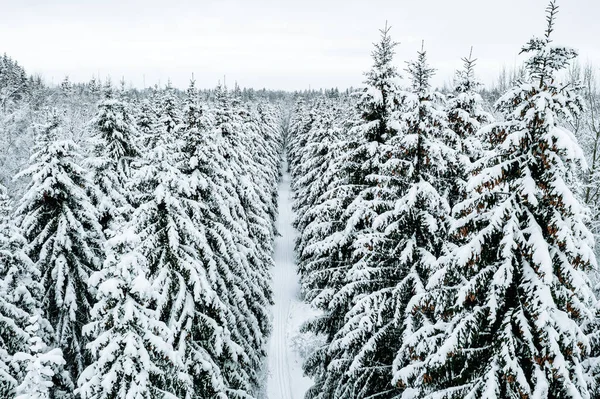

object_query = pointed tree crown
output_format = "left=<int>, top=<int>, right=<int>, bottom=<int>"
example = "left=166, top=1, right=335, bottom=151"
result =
left=355, top=23, right=404, bottom=143
left=365, top=22, right=399, bottom=86
left=521, top=1, right=578, bottom=87
left=454, top=48, right=480, bottom=93
left=406, top=44, right=436, bottom=94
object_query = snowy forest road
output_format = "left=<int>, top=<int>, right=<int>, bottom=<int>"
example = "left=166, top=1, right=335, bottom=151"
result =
left=266, top=160, right=313, bottom=399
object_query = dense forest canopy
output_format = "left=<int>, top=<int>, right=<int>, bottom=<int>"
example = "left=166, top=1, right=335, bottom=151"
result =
left=1, top=1, right=600, bottom=398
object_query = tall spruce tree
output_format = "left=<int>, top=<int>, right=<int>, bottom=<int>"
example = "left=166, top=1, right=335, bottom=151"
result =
left=292, top=100, right=348, bottom=240
left=76, top=232, right=182, bottom=399
left=0, top=184, right=29, bottom=394
left=136, top=97, right=159, bottom=151
left=213, top=83, right=234, bottom=141
left=158, top=82, right=181, bottom=137
left=0, top=184, right=70, bottom=397
left=301, top=24, right=405, bottom=399
left=395, top=3, right=599, bottom=398
left=322, top=46, right=454, bottom=399
left=0, top=185, right=49, bottom=396
left=446, top=50, right=493, bottom=210
left=254, top=101, right=284, bottom=230
left=208, top=83, right=275, bottom=396
left=241, top=102, right=280, bottom=259
left=14, top=111, right=104, bottom=386
left=125, top=97, right=236, bottom=398
left=293, top=106, right=351, bottom=312
left=87, top=91, right=140, bottom=234
left=181, top=78, right=208, bottom=136
left=289, top=100, right=319, bottom=183
left=287, top=98, right=313, bottom=176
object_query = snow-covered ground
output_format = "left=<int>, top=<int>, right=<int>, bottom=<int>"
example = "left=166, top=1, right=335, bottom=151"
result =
left=267, top=161, right=316, bottom=399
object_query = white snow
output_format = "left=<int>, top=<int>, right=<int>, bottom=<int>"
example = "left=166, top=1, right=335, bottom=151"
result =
left=267, top=160, right=316, bottom=399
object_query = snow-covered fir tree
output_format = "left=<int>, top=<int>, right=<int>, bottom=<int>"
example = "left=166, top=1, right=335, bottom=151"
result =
left=157, top=82, right=182, bottom=137
left=208, top=83, right=276, bottom=396
left=88, top=77, right=100, bottom=97
left=242, top=102, right=281, bottom=256
left=76, top=231, right=182, bottom=399
left=300, top=24, right=406, bottom=399
left=255, top=101, right=284, bottom=227
left=181, top=78, right=208, bottom=135
left=0, top=184, right=46, bottom=396
left=14, top=111, right=104, bottom=386
left=14, top=316, right=66, bottom=399
left=321, top=46, right=454, bottom=399
left=136, top=84, right=181, bottom=166
left=290, top=101, right=355, bottom=381
left=292, top=99, right=350, bottom=258
left=395, top=3, right=600, bottom=398
left=60, top=77, right=72, bottom=96
left=136, top=96, right=159, bottom=151
left=213, top=83, right=234, bottom=140
left=126, top=100, right=239, bottom=398
left=286, top=98, right=306, bottom=168
left=445, top=50, right=493, bottom=209
left=87, top=89, right=140, bottom=234
left=288, top=99, right=317, bottom=183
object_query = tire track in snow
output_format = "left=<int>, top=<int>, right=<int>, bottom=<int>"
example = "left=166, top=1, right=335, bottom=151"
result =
left=267, top=160, right=311, bottom=399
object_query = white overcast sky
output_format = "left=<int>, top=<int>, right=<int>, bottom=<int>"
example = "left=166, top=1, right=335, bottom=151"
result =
left=1, top=0, right=598, bottom=91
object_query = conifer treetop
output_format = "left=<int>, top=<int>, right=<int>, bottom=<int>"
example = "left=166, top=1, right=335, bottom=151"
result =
left=354, top=22, right=404, bottom=144
left=32, top=110, right=61, bottom=151
left=520, top=1, right=578, bottom=88
left=454, top=47, right=480, bottom=93
left=406, top=42, right=436, bottom=94
left=102, top=78, right=114, bottom=100
left=365, top=21, right=399, bottom=85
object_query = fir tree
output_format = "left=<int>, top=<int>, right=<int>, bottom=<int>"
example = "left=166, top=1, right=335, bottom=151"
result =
left=127, top=107, right=235, bottom=398
left=157, top=82, right=181, bottom=137
left=396, top=3, right=599, bottom=398
left=214, top=83, right=234, bottom=140
left=76, top=232, right=182, bottom=399
left=446, top=50, right=493, bottom=209
left=293, top=100, right=349, bottom=256
left=87, top=92, right=140, bottom=234
left=101, top=79, right=115, bottom=100
left=286, top=98, right=309, bottom=173
left=88, top=77, right=100, bottom=97
left=288, top=99, right=317, bottom=183
left=236, top=101, right=279, bottom=266
left=136, top=97, right=159, bottom=153
left=0, top=184, right=69, bottom=397
left=321, top=46, right=454, bottom=399
left=206, top=83, right=275, bottom=396
left=14, top=111, right=104, bottom=386
left=60, top=77, right=72, bottom=96
left=301, top=24, right=405, bottom=399
left=255, top=101, right=284, bottom=229
left=181, top=78, right=207, bottom=135
left=14, top=316, right=67, bottom=399
left=0, top=185, right=39, bottom=395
